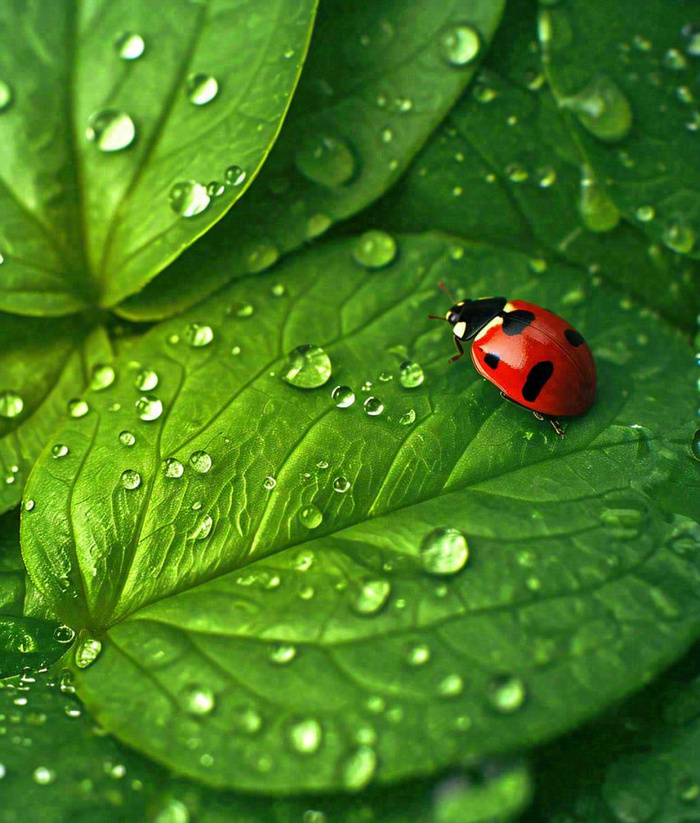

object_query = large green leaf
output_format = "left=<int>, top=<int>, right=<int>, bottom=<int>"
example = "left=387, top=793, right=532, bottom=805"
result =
left=117, top=0, right=506, bottom=321
left=0, top=315, right=112, bottom=513
left=21, top=234, right=700, bottom=791
left=368, top=0, right=700, bottom=331
left=0, top=0, right=317, bottom=316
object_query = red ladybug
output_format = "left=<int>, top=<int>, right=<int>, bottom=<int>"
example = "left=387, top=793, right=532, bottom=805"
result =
left=430, top=289, right=596, bottom=438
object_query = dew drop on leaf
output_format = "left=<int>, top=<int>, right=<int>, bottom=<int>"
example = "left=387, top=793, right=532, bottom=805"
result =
left=294, top=133, right=356, bottom=187
left=420, top=528, right=469, bottom=575
left=86, top=109, right=136, bottom=152
left=119, top=430, right=136, bottom=446
left=331, top=385, right=355, bottom=407
left=662, top=214, right=696, bottom=254
left=437, top=673, right=464, bottom=697
left=32, top=766, right=56, bottom=785
left=134, top=368, right=158, bottom=391
left=24, top=498, right=35, bottom=511
left=352, top=230, right=398, bottom=268
left=169, top=181, right=211, bottom=217
left=115, top=32, right=145, bottom=60
left=561, top=75, right=632, bottom=142
left=245, top=242, right=280, bottom=273
left=182, top=685, right=215, bottom=716
left=164, top=458, right=184, bottom=478
left=227, top=301, right=254, bottom=318
left=438, top=23, right=482, bottom=66
left=281, top=344, right=332, bottom=389
left=207, top=180, right=225, bottom=198
left=120, top=469, right=141, bottom=490
left=270, top=643, right=297, bottom=664
left=67, top=398, right=89, bottom=418
left=399, top=409, right=416, bottom=426
left=332, top=476, right=351, bottom=493
left=406, top=644, right=431, bottom=666
left=89, top=364, right=116, bottom=390
left=298, top=504, right=323, bottom=529
left=135, top=395, right=163, bottom=421
left=190, top=514, right=213, bottom=541
left=288, top=718, right=323, bottom=754
left=189, top=450, right=212, bottom=473
left=681, top=22, right=700, bottom=57
left=185, top=322, right=214, bottom=348
left=0, top=390, right=23, bottom=418
left=352, top=579, right=391, bottom=615
left=363, top=396, right=385, bottom=416
left=75, top=635, right=103, bottom=669
left=225, top=165, right=247, bottom=187
left=306, top=212, right=333, bottom=239
left=270, top=283, right=286, bottom=298
left=635, top=205, right=655, bottom=223
left=52, top=625, right=76, bottom=644
left=399, top=360, right=425, bottom=388
left=263, top=475, right=277, bottom=490
left=185, top=72, right=219, bottom=105
left=52, top=443, right=69, bottom=458
left=579, top=167, right=620, bottom=233
left=0, top=79, right=13, bottom=112
left=487, top=674, right=527, bottom=713
left=341, top=746, right=377, bottom=790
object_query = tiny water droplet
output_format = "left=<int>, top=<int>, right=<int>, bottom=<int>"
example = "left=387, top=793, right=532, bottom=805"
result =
left=332, top=476, right=351, bottom=493
left=270, top=643, right=297, bottom=664
left=331, top=385, right=355, bottom=407
left=536, top=165, right=557, bottom=187
left=681, top=23, right=700, bottom=57
left=420, top=528, right=469, bottom=575
left=185, top=322, right=214, bottom=348
left=299, top=504, right=323, bottom=529
left=119, top=430, right=136, bottom=446
left=89, top=364, right=116, bottom=390
left=281, top=344, right=332, bottom=389
left=263, top=475, right=277, bottom=490
left=0, top=390, right=23, bottom=418
left=662, top=214, right=696, bottom=254
left=169, top=180, right=210, bottom=217
left=164, top=458, right=184, bottom=478
left=183, top=685, right=215, bottom=716
left=227, top=301, right=254, bottom=319
left=135, top=395, right=163, bottom=421
left=134, top=368, right=158, bottom=392
left=32, top=767, right=56, bottom=786
left=635, top=205, right=655, bottom=222
left=579, top=167, right=620, bottom=233
left=662, top=47, right=688, bottom=70
left=75, top=635, right=102, bottom=669
left=245, top=242, right=279, bottom=273
left=186, top=72, right=219, bottom=105
left=505, top=162, right=528, bottom=183
left=86, top=109, right=136, bottom=151
left=115, top=32, right=145, bottom=60
left=399, top=409, right=416, bottom=426
left=294, top=134, right=356, bottom=187
left=270, top=283, right=286, bottom=298
left=562, top=75, right=632, bottom=142
left=189, top=450, right=212, bottom=473
left=207, top=180, right=225, bottom=198
left=438, top=23, right=481, bottom=66
left=0, top=80, right=13, bottom=112
left=191, top=513, right=213, bottom=540
left=24, top=498, right=35, bottom=511
left=225, top=165, right=247, bottom=187
left=341, top=746, right=377, bottom=790
left=487, top=674, right=527, bottom=713
left=363, top=396, right=385, bottom=416
left=406, top=644, right=431, bottom=666
left=68, top=398, right=89, bottom=418
left=437, top=673, right=464, bottom=697
left=353, top=230, right=397, bottom=268
left=53, top=625, right=76, bottom=644
left=120, top=469, right=141, bottom=490
left=288, top=718, right=323, bottom=754
left=52, top=443, right=69, bottom=458
left=352, top=579, right=391, bottom=615
left=399, top=360, right=424, bottom=388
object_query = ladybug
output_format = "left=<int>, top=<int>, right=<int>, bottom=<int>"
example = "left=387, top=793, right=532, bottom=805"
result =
left=430, top=287, right=596, bottom=438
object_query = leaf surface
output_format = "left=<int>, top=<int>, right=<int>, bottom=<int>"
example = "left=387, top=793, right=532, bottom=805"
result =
left=0, top=0, right=317, bottom=315
left=21, top=234, right=700, bottom=791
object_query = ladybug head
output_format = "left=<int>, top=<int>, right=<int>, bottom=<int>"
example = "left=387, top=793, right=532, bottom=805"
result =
left=446, top=296, right=507, bottom=340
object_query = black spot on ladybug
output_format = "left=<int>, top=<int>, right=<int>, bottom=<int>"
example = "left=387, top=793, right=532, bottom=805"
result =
left=564, top=328, right=585, bottom=347
left=522, top=361, right=554, bottom=402
left=501, top=309, right=535, bottom=336
left=484, top=353, right=500, bottom=369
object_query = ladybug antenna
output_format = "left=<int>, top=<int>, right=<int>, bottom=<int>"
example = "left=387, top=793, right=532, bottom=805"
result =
left=427, top=314, right=449, bottom=322
left=437, top=281, right=457, bottom=303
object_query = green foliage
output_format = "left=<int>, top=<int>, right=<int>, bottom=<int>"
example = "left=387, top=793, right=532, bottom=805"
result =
left=1, top=0, right=700, bottom=819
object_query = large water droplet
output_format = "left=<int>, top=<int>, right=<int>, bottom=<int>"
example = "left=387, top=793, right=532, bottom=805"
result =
left=190, top=450, right=212, bottom=473
left=579, top=167, right=620, bottom=233
left=75, top=635, right=102, bottom=669
left=438, top=23, right=482, bottom=66
left=487, top=674, right=527, bottom=713
left=170, top=181, right=210, bottom=217
left=134, top=367, right=158, bottom=392
left=288, top=718, right=323, bottom=754
left=68, top=398, right=90, bottom=418
left=352, top=579, right=391, bottom=615
left=86, top=110, right=136, bottom=152
left=53, top=624, right=76, bottom=644
left=135, top=395, right=163, bottom=421
left=0, top=390, right=23, bottom=418
left=185, top=322, right=214, bottom=348
left=341, top=746, right=377, bottom=790
left=0, top=80, right=13, bottom=112
left=352, top=230, right=397, bottom=268
left=399, top=360, right=425, bottom=388
left=420, top=528, right=469, bottom=575
left=89, top=364, right=116, bottom=391
left=164, top=457, right=185, bottom=478
left=562, top=75, right=632, bottom=142
left=119, top=430, right=136, bottom=446
left=120, top=469, right=141, bottom=490
left=190, top=513, right=213, bottom=540
left=115, top=32, right=145, bottom=60
left=52, top=443, right=69, bottom=459
left=185, top=73, right=219, bottom=105
left=182, top=685, right=215, bottom=716
left=299, top=504, right=323, bottom=529
left=332, top=475, right=351, bottom=493
left=331, top=385, right=355, bottom=408
left=281, top=344, right=332, bottom=389
left=294, top=134, right=356, bottom=187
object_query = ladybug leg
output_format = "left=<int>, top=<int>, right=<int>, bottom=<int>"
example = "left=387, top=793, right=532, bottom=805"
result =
left=449, top=337, right=464, bottom=363
left=532, top=411, right=566, bottom=439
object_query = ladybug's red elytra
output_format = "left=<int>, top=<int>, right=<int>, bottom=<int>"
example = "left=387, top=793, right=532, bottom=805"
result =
left=430, top=290, right=597, bottom=438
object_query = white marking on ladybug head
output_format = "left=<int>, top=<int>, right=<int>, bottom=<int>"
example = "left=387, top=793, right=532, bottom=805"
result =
left=453, top=321, right=467, bottom=339
left=504, top=301, right=516, bottom=312
left=445, top=310, right=452, bottom=320
left=473, top=315, right=503, bottom=341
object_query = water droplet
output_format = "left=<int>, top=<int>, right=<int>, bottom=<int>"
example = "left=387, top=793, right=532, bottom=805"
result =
left=120, top=469, right=141, bottom=490
left=89, top=364, right=116, bottom=390
left=341, top=746, right=377, bottom=790
left=185, top=322, right=214, bottom=348
left=263, top=475, right=277, bottom=490
left=306, top=212, right=333, bottom=239
left=207, top=180, right=225, bottom=198
left=635, top=205, right=655, bottom=222
left=115, top=32, right=145, bottom=60
left=52, top=625, right=75, bottom=644
left=438, top=23, right=481, bottom=66
left=169, top=180, right=210, bottom=217
left=191, top=513, right=213, bottom=540
left=662, top=214, right=696, bottom=254
left=406, top=644, right=431, bottom=666
left=185, top=72, right=219, bottom=105
left=363, top=396, right=385, bottom=416
left=32, top=766, right=56, bottom=786
left=352, top=579, right=391, bottom=615
left=506, top=162, right=528, bottom=183
left=75, top=635, right=102, bottom=669
left=562, top=75, right=632, bottom=142
left=189, top=450, right=212, bottom=473
left=420, top=528, right=469, bottom=575
left=437, top=673, right=464, bottom=697
left=0, top=390, right=23, bottom=418
left=0, top=80, right=13, bottom=112
left=536, top=165, right=557, bottom=187
left=270, top=283, right=286, bottom=298
left=270, top=643, right=297, bottom=664
left=134, top=368, right=158, bottom=392
left=245, top=242, right=279, bottom=273
left=380, top=126, right=393, bottom=143
left=68, top=398, right=90, bottom=418
left=182, top=685, right=215, bottom=716
left=681, top=22, right=700, bottom=57
left=352, top=230, right=398, bottom=268
left=225, top=165, right=247, bottom=187
left=662, top=47, right=688, bottom=70
left=298, top=504, right=323, bottom=529
left=281, top=344, right=332, bottom=389
left=294, top=134, right=356, bottom=187
left=52, top=443, right=69, bottom=458
left=487, top=674, right=527, bottom=713
left=288, top=718, right=323, bottom=754
left=579, top=167, right=620, bottom=232
left=24, top=498, right=35, bottom=511
left=399, top=409, right=416, bottom=426
left=332, top=476, right=351, bottom=493
left=135, top=395, right=163, bottom=421
left=398, top=360, right=425, bottom=388
left=331, top=385, right=355, bottom=407
left=119, top=430, right=136, bottom=446
left=164, top=458, right=184, bottom=478
left=86, top=109, right=136, bottom=151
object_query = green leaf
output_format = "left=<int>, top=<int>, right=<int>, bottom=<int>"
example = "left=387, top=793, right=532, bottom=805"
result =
left=116, top=0, right=506, bottom=321
left=21, top=234, right=700, bottom=791
left=368, top=0, right=700, bottom=331
left=0, top=315, right=112, bottom=513
left=0, top=0, right=317, bottom=316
